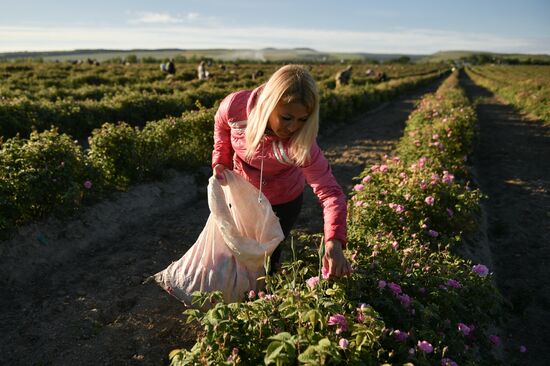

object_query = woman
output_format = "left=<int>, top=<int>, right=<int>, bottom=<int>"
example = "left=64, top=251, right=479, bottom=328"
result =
left=212, top=64, right=351, bottom=277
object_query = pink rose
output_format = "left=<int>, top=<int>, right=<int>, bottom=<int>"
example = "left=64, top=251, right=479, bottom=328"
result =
left=428, top=230, right=439, bottom=237
left=399, top=293, right=411, bottom=308
left=472, top=264, right=489, bottom=277
left=417, top=340, right=433, bottom=353
left=306, top=276, right=320, bottom=289
left=458, top=322, right=471, bottom=336
left=489, top=335, right=501, bottom=346
left=441, top=358, right=458, bottom=366
left=442, top=171, right=455, bottom=184
left=328, top=314, right=348, bottom=334
left=394, top=329, right=409, bottom=342
left=387, top=282, right=402, bottom=295
left=446, top=279, right=462, bottom=289
left=425, top=196, right=435, bottom=205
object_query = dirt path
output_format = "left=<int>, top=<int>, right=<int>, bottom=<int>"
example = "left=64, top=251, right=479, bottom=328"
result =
left=0, top=79, right=443, bottom=366
left=460, top=72, right=550, bottom=365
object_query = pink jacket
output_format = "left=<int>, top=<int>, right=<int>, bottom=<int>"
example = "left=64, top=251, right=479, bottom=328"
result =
left=212, top=86, right=347, bottom=245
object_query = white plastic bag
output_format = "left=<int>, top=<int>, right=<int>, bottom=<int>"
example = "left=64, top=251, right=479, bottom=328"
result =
left=153, top=170, right=284, bottom=307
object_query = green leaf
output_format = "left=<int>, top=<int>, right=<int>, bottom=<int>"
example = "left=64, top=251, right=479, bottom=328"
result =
left=297, top=345, right=319, bottom=364
left=268, top=332, right=293, bottom=342
left=182, top=309, right=200, bottom=322
left=325, top=288, right=337, bottom=296
left=318, top=338, right=332, bottom=349
left=306, top=309, right=324, bottom=329
left=168, top=349, right=182, bottom=359
left=264, top=343, right=285, bottom=365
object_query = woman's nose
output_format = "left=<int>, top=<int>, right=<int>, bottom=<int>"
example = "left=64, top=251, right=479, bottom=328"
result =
left=288, top=120, right=301, bottom=132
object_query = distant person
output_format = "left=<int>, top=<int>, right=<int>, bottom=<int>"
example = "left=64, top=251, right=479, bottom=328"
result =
left=365, top=69, right=387, bottom=83
left=251, top=69, right=264, bottom=81
left=160, top=59, right=176, bottom=75
left=375, top=71, right=387, bottom=82
left=335, top=65, right=352, bottom=87
left=198, top=61, right=208, bottom=80
left=167, top=59, right=176, bottom=74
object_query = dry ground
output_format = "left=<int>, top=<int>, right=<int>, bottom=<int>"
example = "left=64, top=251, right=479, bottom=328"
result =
left=461, top=72, right=550, bottom=365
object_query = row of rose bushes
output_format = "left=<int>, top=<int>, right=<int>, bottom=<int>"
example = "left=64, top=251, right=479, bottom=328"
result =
left=0, top=107, right=214, bottom=238
left=318, top=70, right=447, bottom=128
left=0, top=86, right=229, bottom=140
left=0, top=62, right=277, bottom=139
left=0, top=69, right=447, bottom=239
left=0, top=62, right=445, bottom=100
left=0, top=62, right=259, bottom=94
left=0, top=64, right=446, bottom=140
left=465, top=65, right=550, bottom=123
left=168, top=70, right=504, bottom=365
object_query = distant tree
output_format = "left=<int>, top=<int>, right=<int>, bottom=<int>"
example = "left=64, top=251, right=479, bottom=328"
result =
left=102, top=57, right=123, bottom=64
left=387, top=56, right=411, bottom=64
left=124, top=54, right=138, bottom=64
left=174, top=55, right=188, bottom=63
left=472, top=53, right=493, bottom=64
left=364, top=58, right=380, bottom=65
left=141, top=56, right=159, bottom=64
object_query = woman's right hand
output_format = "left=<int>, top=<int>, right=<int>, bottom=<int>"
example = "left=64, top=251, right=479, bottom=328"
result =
left=213, top=164, right=227, bottom=185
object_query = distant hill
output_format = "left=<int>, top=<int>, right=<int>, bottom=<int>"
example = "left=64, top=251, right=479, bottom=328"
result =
left=1, top=48, right=547, bottom=64
left=418, top=50, right=550, bottom=63
left=0, top=48, right=427, bottom=63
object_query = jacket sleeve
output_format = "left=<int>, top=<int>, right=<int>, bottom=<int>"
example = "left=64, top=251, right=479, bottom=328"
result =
left=211, top=94, right=235, bottom=169
left=302, top=143, right=348, bottom=247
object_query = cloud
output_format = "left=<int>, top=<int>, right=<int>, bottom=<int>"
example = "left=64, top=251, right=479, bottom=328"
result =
left=127, top=11, right=216, bottom=26
left=0, top=24, right=548, bottom=54
left=187, top=13, right=199, bottom=21
left=129, top=12, right=183, bottom=25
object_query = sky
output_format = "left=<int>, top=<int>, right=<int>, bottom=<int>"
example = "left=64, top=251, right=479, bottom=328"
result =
left=1, top=0, right=549, bottom=55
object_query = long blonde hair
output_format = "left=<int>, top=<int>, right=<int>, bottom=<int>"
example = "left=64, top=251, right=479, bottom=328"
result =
left=245, top=64, right=320, bottom=166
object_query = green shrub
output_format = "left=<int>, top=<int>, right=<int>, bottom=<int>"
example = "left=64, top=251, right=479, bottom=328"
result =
left=0, top=128, right=97, bottom=235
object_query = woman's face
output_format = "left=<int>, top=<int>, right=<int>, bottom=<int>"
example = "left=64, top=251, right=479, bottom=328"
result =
left=267, top=101, right=310, bottom=139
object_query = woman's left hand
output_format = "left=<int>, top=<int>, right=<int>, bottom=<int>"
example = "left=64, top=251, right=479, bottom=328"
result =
left=322, top=239, right=352, bottom=278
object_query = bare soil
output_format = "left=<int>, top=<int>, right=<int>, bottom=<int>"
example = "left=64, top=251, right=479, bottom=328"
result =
left=0, top=80, right=445, bottom=366
left=460, top=72, right=550, bottom=365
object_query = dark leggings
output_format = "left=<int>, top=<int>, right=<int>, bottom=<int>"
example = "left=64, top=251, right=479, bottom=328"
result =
left=269, top=193, right=303, bottom=274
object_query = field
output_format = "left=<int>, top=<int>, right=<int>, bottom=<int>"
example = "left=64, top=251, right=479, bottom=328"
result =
left=0, top=61, right=549, bottom=365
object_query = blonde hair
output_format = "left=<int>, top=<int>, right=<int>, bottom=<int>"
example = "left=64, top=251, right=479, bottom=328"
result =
left=245, top=64, right=319, bottom=166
